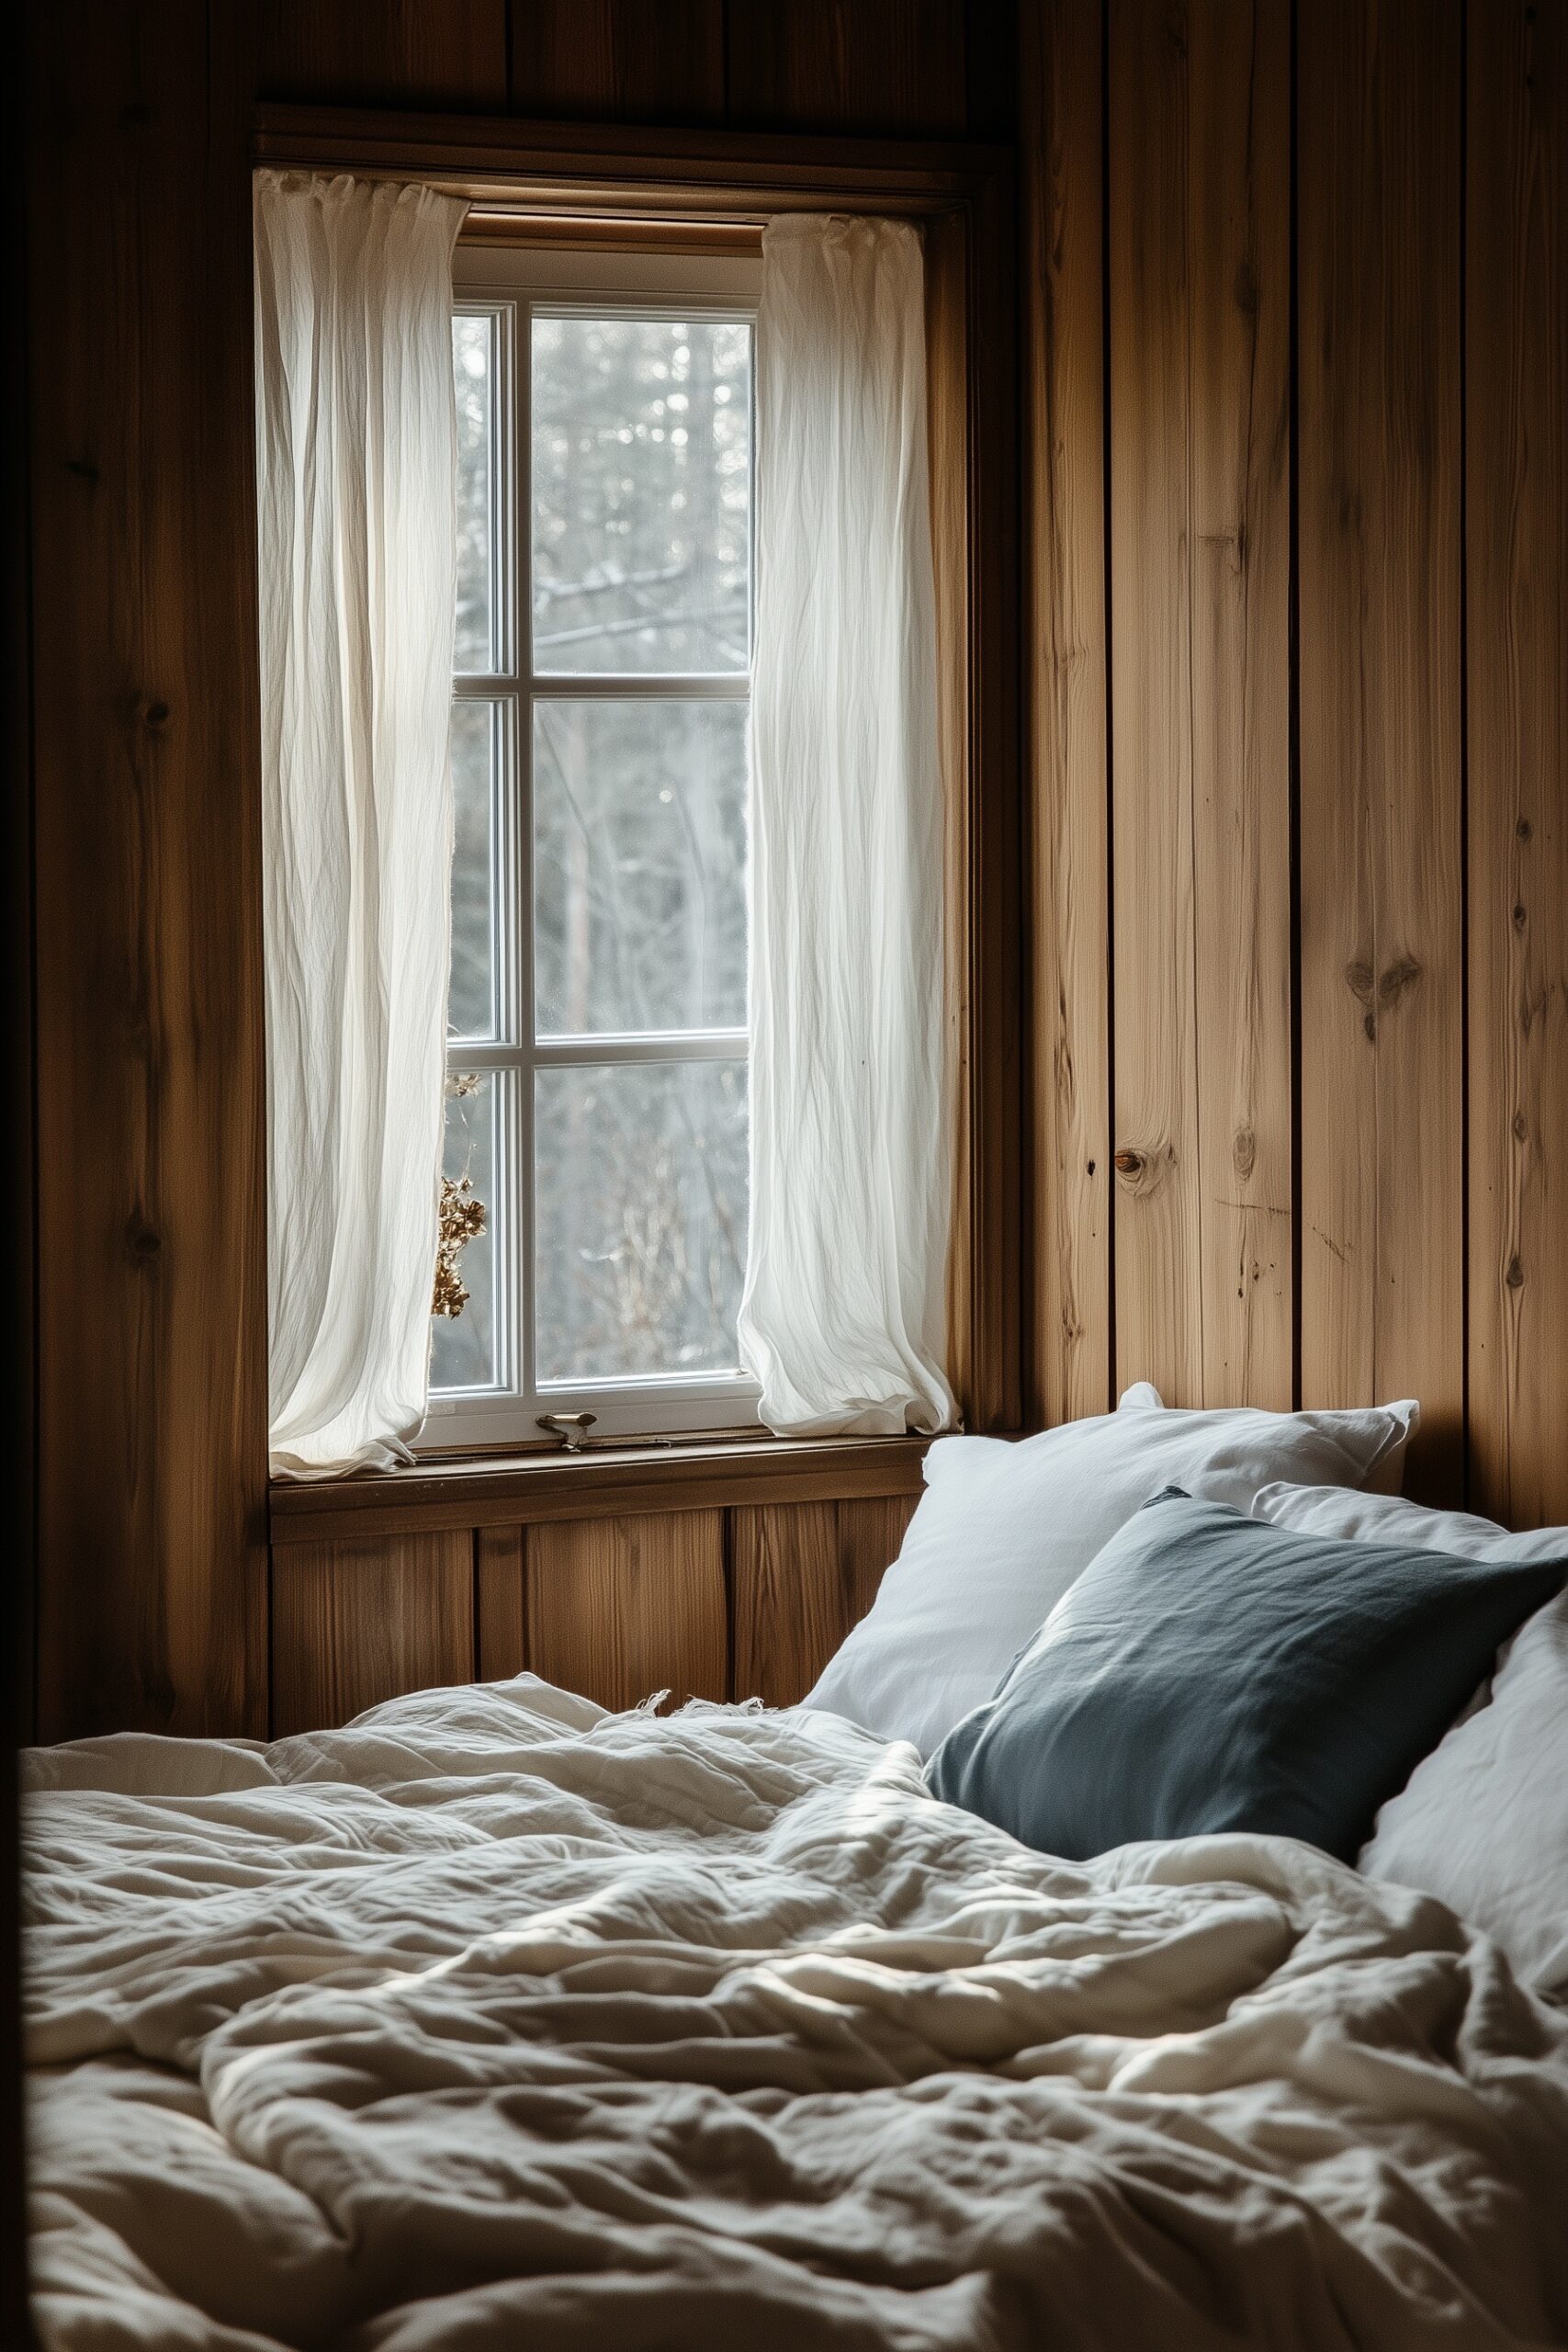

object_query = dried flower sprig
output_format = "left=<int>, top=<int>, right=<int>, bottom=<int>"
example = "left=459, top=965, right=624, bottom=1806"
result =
left=433, top=1174, right=486, bottom=1319
left=434, top=1072, right=488, bottom=1319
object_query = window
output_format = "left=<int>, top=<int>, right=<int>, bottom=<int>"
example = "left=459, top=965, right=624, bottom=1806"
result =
left=425, top=241, right=761, bottom=1450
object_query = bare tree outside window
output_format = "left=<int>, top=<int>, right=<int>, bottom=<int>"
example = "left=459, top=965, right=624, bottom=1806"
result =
left=532, top=316, right=750, bottom=673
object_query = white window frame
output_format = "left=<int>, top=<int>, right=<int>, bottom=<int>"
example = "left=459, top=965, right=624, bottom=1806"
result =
left=423, top=238, right=763, bottom=1453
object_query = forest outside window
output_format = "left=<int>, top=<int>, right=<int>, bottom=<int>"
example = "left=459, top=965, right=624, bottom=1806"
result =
left=426, top=241, right=761, bottom=1449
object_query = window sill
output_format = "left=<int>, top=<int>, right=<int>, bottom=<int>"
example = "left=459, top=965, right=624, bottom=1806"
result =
left=268, top=1430, right=931, bottom=1544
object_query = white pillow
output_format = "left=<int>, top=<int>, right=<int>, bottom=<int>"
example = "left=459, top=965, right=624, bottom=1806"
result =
left=1251, top=1482, right=1562, bottom=1559
left=1255, top=1481, right=1568, bottom=1993
left=803, top=1388, right=1418, bottom=1758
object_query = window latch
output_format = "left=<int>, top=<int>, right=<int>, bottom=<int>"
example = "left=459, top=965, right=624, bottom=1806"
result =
left=536, top=1412, right=598, bottom=1453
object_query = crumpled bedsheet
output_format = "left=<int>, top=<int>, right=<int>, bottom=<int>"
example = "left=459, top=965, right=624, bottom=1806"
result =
left=22, top=1672, right=1568, bottom=2349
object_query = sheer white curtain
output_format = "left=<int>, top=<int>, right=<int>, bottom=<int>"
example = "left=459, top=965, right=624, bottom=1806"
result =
left=254, top=172, right=468, bottom=1478
left=740, top=215, right=955, bottom=1437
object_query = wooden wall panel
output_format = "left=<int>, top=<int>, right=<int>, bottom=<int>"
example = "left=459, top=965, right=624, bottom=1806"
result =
left=836, top=1494, right=917, bottom=1610
left=919, top=165, right=1022, bottom=1435
left=1108, top=0, right=1290, bottom=1412
left=511, top=2, right=726, bottom=119
left=1186, top=0, right=1292, bottom=1408
left=255, top=0, right=509, bottom=106
left=731, top=1493, right=914, bottom=1706
left=1110, top=0, right=1202, bottom=1405
left=271, top=1489, right=916, bottom=1729
left=726, top=0, right=969, bottom=133
left=6, top=0, right=37, bottom=1745
left=1022, top=0, right=1111, bottom=1426
left=942, top=157, right=1024, bottom=1432
left=272, top=1533, right=474, bottom=1734
left=1467, top=0, right=1568, bottom=1527
left=1298, top=0, right=1464, bottom=1498
left=526, top=1511, right=727, bottom=1713
left=5, top=0, right=36, bottom=2263
left=475, top=1523, right=527, bottom=1680
left=28, top=0, right=268, bottom=1741
left=732, top=1504, right=847, bottom=1709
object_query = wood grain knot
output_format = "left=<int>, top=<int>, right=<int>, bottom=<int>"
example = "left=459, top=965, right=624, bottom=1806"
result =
left=135, top=695, right=172, bottom=733
left=1521, top=983, right=1560, bottom=1038
left=1200, top=526, right=1247, bottom=574
left=1513, top=903, right=1528, bottom=931
left=124, top=1216, right=161, bottom=1267
left=1232, top=1126, right=1256, bottom=1181
left=1514, top=1111, right=1529, bottom=1142
left=1506, top=1254, right=1525, bottom=1291
left=1379, top=956, right=1420, bottom=1008
left=1113, top=1144, right=1174, bottom=1198
left=1346, top=955, right=1422, bottom=1040
left=1517, top=816, right=1533, bottom=842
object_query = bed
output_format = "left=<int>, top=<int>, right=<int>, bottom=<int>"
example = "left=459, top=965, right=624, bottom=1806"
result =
left=23, top=1670, right=1568, bottom=2351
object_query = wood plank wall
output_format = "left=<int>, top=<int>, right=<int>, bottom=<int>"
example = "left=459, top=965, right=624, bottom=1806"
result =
left=1299, top=0, right=1465, bottom=1499
left=1466, top=0, right=1568, bottom=1529
left=27, top=0, right=269, bottom=1743
left=1029, top=0, right=1568, bottom=1520
left=271, top=1496, right=919, bottom=1735
left=22, top=0, right=1568, bottom=1739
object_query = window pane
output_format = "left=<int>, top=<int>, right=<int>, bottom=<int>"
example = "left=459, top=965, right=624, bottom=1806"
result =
left=449, top=700, right=501, bottom=1042
left=535, top=1059, right=747, bottom=1385
left=430, top=1072, right=502, bottom=1393
left=454, top=312, right=497, bottom=673
left=534, top=699, right=747, bottom=1036
left=533, top=317, right=751, bottom=674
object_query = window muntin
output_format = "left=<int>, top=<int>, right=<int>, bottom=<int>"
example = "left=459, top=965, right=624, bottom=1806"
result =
left=424, top=242, right=761, bottom=1451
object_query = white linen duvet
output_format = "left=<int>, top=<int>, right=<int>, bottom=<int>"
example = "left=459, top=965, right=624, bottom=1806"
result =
left=22, top=1674, right=1568, bottom=2351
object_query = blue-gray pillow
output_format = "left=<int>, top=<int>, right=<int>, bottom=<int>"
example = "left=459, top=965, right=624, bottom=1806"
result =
left=926, top=1491, right=1566, bottom=1864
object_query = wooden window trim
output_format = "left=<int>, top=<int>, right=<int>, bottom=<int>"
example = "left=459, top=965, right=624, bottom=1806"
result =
left=251, top=110, right=1006, bottom=216
left=254, top=106, right=1023, bottom=1515
left=270, top=1431, right=931, bottom=1545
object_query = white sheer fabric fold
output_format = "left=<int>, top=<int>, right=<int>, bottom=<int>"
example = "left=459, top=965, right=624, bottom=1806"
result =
left=254, top=171, right=468, bottom=1478
left=740, top=215, right=955, bottom=1437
